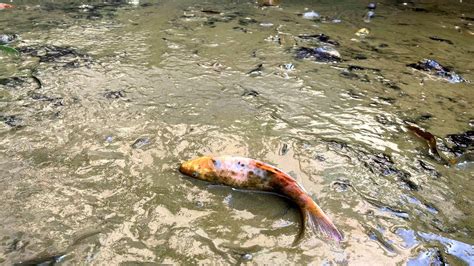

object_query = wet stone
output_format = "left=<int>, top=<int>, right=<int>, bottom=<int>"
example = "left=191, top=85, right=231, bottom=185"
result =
left=331, top=180, right=352, bottom=192
left=15, top=253, right=67, bottom=265
left=242, top=89, right=259, bottom=97
left=353, top=54, right=368, bottom=60
left=375, top=76, right=401, bottom=90
left=407, top=59, right=465, bottom=83
left=418, top=160, right=441, bottom=178
left=5, top=237, right=28, bottom=253
left=18, top=45, right=92, bottom=67
left=297, top=34, right=340, bottom=46
left=445, top=130, right=474, bottom=156
left=0, top=34, right=18, bottom=45
left=367, top=2, right=377, bottom=9
left=295, top=46, right=341, bottom=62
left=28, top=92, right=62, bottom=103
left=429, top=36, right=454, bottom=45
left=375, top=114, right=390, bottom=125
left=363, top=153, right=419, bottom=190
left=0, top=77, right=27, bottom=89
left=238, top=18, right=257, bottom=26
left=366, top=226, right=396, bottom=253
left=241, top=253, right=252, bottom=261
left=416, top=113, right=433, bottom=121
left=279, top=143, right=289, bottom=155
left=103, top=90, right=125, bottom=99
left=407, top=248, right=446, bottom=266
left=1, top=115, right=23, bottom=128
left=314, top=154, right=325, bottom=161
left=378, top=97, right=396, bottom=104
left=247, top=63, right=263, bottom=76
left=131, top=137, right=151, bottom=149
left=233, top=26, right=248, bottom=33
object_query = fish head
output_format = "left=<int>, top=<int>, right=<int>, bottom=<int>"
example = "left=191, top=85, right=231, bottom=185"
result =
left=179, top=156, right=217, bottom=181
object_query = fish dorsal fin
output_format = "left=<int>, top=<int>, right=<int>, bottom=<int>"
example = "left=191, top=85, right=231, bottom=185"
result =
left=254, top=161, right=308, bottom=192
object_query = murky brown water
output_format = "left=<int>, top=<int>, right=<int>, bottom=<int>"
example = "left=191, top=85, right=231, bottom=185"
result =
left=1, top=0, right=473, bottom=264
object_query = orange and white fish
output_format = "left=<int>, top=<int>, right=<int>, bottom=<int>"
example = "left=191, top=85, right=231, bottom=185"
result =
left=0, top=3, right=14, bottom=9
left=179, top=155, right=343, bottom=243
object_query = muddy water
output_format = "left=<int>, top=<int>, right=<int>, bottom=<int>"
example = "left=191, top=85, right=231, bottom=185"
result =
left=1, top=0, right=473, bottom=264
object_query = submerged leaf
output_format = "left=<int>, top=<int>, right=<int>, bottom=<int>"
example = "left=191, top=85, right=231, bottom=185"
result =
left=0, top=45, right=19, bottom=56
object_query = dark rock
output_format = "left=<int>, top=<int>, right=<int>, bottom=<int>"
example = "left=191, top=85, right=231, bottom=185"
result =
left=417, top=113, right=433, bottom=121
left=279, top=143, right=289, bottom=155
left=408, top=59, right=465, bottom=83
left=331, top=180, right=352, bottom=192
left=296, top=46, right=341, bottom=62
left=364, top=153, right=419, bottom=190
left=233, top=26, right=248, bottom=33
left=1, top=115, right=23, bottom=128
left=242, top=89, right=259, bottom=97
left=247, top=63, right=263, bottom=76
left=103, top=90, right=125, bottom=99
left=18, top=45, right=92, bottom=68
left=354, top=54, right=368, bottom=60
left=445, top=130, right=474, bottom=156
left=238, top=18, right=257, bottom=26
left=297, top=34, right=340, bottom=46
left=201, top=9, right=221, bottom=15
left=15, top=253, right=66, bottom=265
left=429, top=36, right=453, bottom=45
left=418, top=160, right=441, bottom=178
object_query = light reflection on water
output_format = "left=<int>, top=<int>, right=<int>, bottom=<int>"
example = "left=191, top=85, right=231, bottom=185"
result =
left=0, top=0, right=473, bottom=264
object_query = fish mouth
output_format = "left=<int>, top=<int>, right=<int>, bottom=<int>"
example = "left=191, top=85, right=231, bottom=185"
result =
left=179, top=160, right=193, bottom=176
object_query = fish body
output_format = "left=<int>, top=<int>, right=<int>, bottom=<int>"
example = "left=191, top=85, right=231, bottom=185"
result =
left=0, top=3, right=14, bottom=9
left=179, top=156, right=343, bottom=242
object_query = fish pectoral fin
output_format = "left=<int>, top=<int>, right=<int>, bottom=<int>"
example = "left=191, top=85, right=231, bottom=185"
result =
left=306, top=207, right=344, bottom=242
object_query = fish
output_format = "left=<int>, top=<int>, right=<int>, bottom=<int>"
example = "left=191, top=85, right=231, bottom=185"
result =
left=179, top=155, right=343, bottom=243
left=0, top=3, right=14, bottom=9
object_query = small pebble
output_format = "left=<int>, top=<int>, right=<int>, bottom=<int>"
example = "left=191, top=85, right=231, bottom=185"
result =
left=303, top=11, right=320, bottom=20
left=355, top=28, right=370, bottom=37
left=368, top=2, right=377, bottom=9
left=259, top=22, right=274, bottom=27
left=281, top=63, right=295, bottom=71
left=241, top=253, right=253, bottom=261
left=105, top=136, right=113, bottom=143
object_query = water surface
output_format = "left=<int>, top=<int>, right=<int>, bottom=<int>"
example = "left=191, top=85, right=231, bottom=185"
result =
left=1, top=0, right=473, bottom=264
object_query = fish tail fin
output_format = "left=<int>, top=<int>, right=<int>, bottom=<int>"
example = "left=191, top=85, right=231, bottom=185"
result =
left=306, top=204, right=343, bottom=242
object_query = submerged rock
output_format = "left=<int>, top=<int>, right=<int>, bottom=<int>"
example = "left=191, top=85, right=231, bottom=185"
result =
left=296, top=46, right=341, bottom=62
left=103, top=90, right=125, bottom=99
left=18, top=45, right=92, bottom=67
left=1, top=115, right=23, bottom=128
left=407, top=59, right=465, bottom=83
left=0, top=34, right=18, bottom=45
left=297, top=33, right=340, bottom=46
left=131, top=137, right=151, bottom=149
left=445, top=130, right=473, bottom=156
left=367, top=2, right=377, bottom=10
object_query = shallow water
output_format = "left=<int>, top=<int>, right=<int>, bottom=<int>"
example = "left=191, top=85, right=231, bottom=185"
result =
left=1, top=0, right=473, bottom=264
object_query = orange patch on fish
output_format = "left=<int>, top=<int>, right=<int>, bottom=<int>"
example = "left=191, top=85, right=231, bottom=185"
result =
left=179, top=156, right=343, bottom=243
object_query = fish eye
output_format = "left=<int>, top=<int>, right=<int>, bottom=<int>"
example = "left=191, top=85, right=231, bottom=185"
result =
left=192, top=171, right=199, bottom=178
